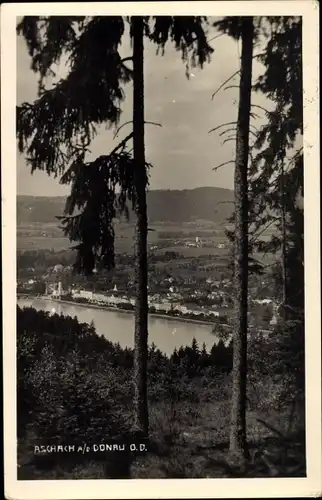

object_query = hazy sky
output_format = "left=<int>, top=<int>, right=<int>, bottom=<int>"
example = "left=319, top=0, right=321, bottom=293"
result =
left=17, top=18, right=271, bottom=196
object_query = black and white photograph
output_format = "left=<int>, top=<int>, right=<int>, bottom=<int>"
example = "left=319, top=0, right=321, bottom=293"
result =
left=2, top=2, right=321, bottom=499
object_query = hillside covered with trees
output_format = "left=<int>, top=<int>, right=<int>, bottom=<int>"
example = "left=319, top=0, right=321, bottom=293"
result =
left=17, top=187, right=234, bottom=225
left=18, top=306, right=305, bottom=479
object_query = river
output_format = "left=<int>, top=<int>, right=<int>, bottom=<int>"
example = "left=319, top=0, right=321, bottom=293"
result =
left=17, top=298, right=218, bottom=356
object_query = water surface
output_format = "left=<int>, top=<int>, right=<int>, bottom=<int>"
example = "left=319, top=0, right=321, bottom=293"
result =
left=18, top=298, right=218, bottom=356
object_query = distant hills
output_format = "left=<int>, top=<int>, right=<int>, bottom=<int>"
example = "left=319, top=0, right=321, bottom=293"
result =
left=17, top=187, right=234, bottom=225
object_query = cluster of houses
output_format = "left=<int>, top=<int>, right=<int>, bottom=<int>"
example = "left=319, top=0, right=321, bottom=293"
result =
left=46, top=282, right=223, bottom=320
left=44, top=274, right=278, bottom=325
left=70, top=289, right=221, bottom=319
left=185, top=237, right=202, bottom=248
left=23, top=272, right=278, bottom=326
left=180, top=237, right=226, bottom=249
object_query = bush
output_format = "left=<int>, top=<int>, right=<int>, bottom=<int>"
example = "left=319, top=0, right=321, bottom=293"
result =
left=26, top=345, right=129, bottom=447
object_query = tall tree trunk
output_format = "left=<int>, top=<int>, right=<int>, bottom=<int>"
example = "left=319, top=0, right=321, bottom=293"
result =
left=229, top=16, right=254, bottom=464
left=280, top=160, right=288, bottom=319
left=132, top=16, right=149, bottom=437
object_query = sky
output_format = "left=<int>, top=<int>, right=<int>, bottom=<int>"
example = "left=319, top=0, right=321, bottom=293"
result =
left=16, top=17, right=271, bottom=196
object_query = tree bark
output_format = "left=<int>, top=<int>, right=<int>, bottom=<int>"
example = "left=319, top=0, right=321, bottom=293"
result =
left=280, top=160, right=288, bottom=319
left=132, top=16, right=149, bottom=437
left=229, top=16, right=254, bottom=464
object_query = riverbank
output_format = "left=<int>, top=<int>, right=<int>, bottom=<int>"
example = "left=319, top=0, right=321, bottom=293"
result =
left=18, top=294, right=230, bottom=329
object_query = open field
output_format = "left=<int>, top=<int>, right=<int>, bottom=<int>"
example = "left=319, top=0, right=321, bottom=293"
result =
left=17, top=220, right=230, bottom=253
left=17, top=235, right=71, bottom=252
left=17, top=219, right=276, bottom=269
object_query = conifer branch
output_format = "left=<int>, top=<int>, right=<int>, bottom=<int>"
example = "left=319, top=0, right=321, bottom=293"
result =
left=109, top=133, right=134, bottom=156
left=249, top=123, right=260, bottom=132
left=286, top=147, right=303, bottom=168
left=249, top=219, right=279, bottom=245
left=219, top=128, right=236, bottom=137
left=211, top=70, right=240, bottom=100
left=145, top=120, right=163, bottom=129
left=113, top=120, right=162, bottom=140
left=121, top=57, right=133, bottom=64
left=222, top=136, right=236, bottom=146
left=212, top=160, right=234, bottom=172
left=224, top=85, right=239, bottom=92
left=251, top=104, right=272, bottom=116
left=113, top=121, right=133, bottom=139
left=207, top=33, right=225, bottom=43
left=252, top=51, right=267, bottom=59
left=208, top=121, right=237, bottom=135
left=249, top=129, right=258, bottom=138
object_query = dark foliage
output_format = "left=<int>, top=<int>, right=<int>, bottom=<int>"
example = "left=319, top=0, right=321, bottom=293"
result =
left=17, top=306, right=233, bottom=443
left=17, top=307, right=306, bottom=478
left=58, top=150, right=149, bottom=274
left=244, top=17, right=305, bottom=431
left=149, top=16, right=213, bottom=72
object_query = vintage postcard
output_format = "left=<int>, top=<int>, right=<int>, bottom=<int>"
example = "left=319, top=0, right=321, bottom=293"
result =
left=1, top=1, right=321, bottom=499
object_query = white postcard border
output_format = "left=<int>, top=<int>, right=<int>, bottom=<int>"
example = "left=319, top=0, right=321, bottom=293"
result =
left=1, top=2, right=320, bottom=499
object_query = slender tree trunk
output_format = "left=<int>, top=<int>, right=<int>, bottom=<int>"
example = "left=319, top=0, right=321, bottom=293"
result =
left=229, top=17, right=254, bottom=464
left=280, top=160, right=288, bottom=319
left=132, top=16, right=149, bottom=437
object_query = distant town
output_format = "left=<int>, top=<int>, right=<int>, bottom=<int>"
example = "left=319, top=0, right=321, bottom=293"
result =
left=17, top=256, right=279, bottom=330
left=17, top=197, right=280, bottom=332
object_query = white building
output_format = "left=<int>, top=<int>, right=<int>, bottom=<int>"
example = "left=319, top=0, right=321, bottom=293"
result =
left=71, top=289, right=93, bottom=300
left=253, top=299, right=273, bottom=305
left=52, top=281, right=68, bottom=298
left=152, top=302, right=172, bottom=313
left=174, top=305, right=188, bottom=314
left=91, top=293, right=109, bottom=304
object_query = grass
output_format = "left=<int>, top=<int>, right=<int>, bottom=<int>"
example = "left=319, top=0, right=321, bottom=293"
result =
left=17, top=221, right=228, bottom=253
left=17, top=221, right=276, bottom=266
left=17, top=236, right=71, bottom=251
left=17, top=385, right=306, bottom=480
left=17, top=235, right=230, bottom=256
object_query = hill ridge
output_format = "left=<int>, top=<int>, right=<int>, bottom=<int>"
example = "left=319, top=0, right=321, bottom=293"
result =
left=17, top=186, right=234, bottom=224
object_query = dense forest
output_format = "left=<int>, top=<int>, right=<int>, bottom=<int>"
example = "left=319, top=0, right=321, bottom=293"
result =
left=18, top=306, right=305, bottom=479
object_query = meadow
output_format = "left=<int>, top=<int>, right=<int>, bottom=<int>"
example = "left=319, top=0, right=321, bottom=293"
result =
left=17, top=220, right=230, bottom=254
